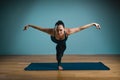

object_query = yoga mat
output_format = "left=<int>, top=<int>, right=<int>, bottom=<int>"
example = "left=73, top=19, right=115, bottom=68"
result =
left=24, top=62, right=110, bottom=71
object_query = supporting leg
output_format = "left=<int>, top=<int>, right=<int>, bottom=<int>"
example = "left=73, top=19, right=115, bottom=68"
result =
left=56, top=44, right=66, bottom=70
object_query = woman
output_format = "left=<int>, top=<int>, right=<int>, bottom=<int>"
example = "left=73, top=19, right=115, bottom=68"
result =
left=24, top=20, right=101, bottom=70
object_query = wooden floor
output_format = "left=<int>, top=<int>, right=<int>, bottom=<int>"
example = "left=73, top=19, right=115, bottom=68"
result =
left=0, top=55, right=120, bottom=80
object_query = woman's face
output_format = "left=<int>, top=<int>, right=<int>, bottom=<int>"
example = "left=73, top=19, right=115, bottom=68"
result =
left=56, top=25, right=65, bottom=36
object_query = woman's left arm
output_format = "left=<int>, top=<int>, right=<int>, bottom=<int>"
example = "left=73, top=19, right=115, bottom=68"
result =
left=66, top=23, right=101, bottom=35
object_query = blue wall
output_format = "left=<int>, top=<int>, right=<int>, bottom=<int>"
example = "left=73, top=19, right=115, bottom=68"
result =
left=0, top=0, right=120, bottom=55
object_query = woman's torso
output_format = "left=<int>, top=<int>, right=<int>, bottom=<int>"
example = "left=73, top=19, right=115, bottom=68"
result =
left=51, top=29, right=68, bottom=44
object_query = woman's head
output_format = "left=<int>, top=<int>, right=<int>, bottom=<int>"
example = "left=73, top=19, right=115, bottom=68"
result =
left=55, top=20, right=65, bottom=28
left=55, top=20, right=65, bottom=36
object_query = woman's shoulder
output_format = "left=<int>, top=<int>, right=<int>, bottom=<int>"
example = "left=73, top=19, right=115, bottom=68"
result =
left=65, top=28, right=70, bottom=36
left=46, top=28, right=54, bottom=36
left=65, top=28, right=71, bottom=36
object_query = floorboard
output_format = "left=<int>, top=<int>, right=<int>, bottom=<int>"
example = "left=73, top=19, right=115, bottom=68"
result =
left=0, top=55, right=120, bottom=80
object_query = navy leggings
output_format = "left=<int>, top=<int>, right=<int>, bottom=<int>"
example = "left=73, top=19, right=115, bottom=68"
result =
left=56, top=44, right=66, bottom=66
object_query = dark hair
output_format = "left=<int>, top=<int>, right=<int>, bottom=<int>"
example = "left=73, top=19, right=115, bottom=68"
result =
left=55, top=20, right=65, bottom=28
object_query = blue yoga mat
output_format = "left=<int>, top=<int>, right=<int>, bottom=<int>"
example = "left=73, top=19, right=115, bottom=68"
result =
left=24, top=62, right=110, bottom=70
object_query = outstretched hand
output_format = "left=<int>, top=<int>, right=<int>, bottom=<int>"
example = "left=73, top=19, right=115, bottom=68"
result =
left=93, top=23, right=101, bottom=30
left=23, top=25, right=29, bottom=31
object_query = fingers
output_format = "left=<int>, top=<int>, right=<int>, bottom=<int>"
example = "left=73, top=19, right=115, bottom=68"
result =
left=23, top=26, right=27, bottom=31
left=23, top=25, right=29, bottom=31
left=96, top=24, right=101, bottom=30
left=93, top=23, right=101, bottom=30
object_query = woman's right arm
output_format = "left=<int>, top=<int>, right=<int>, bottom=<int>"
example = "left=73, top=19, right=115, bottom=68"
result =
left=23, top=24, right=54, bottom=35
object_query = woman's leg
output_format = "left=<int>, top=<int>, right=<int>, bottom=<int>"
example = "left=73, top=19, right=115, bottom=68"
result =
left=56, top=44, right=66, bottom=69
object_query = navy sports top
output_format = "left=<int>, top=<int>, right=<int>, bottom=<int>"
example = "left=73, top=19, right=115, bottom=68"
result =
left=51, top=30, right=68, bottom=44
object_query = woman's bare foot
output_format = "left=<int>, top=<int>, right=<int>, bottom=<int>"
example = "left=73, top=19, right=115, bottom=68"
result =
left=58, top=66, right=63, bottom=70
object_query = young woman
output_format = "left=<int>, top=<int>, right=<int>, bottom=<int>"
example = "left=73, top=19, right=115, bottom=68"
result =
left=23, top=20, right=101, bottom=70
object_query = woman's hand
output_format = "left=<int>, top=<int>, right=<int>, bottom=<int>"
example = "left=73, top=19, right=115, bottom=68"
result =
left=93, top=23, right=101, bottom=29
left=23, top=25, right=29, bottom=31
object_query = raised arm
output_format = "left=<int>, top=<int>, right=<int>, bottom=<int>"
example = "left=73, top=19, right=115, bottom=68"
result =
left=66, top=23, right=101, bottom=35
left=23, top=24, right=54, bottom=35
